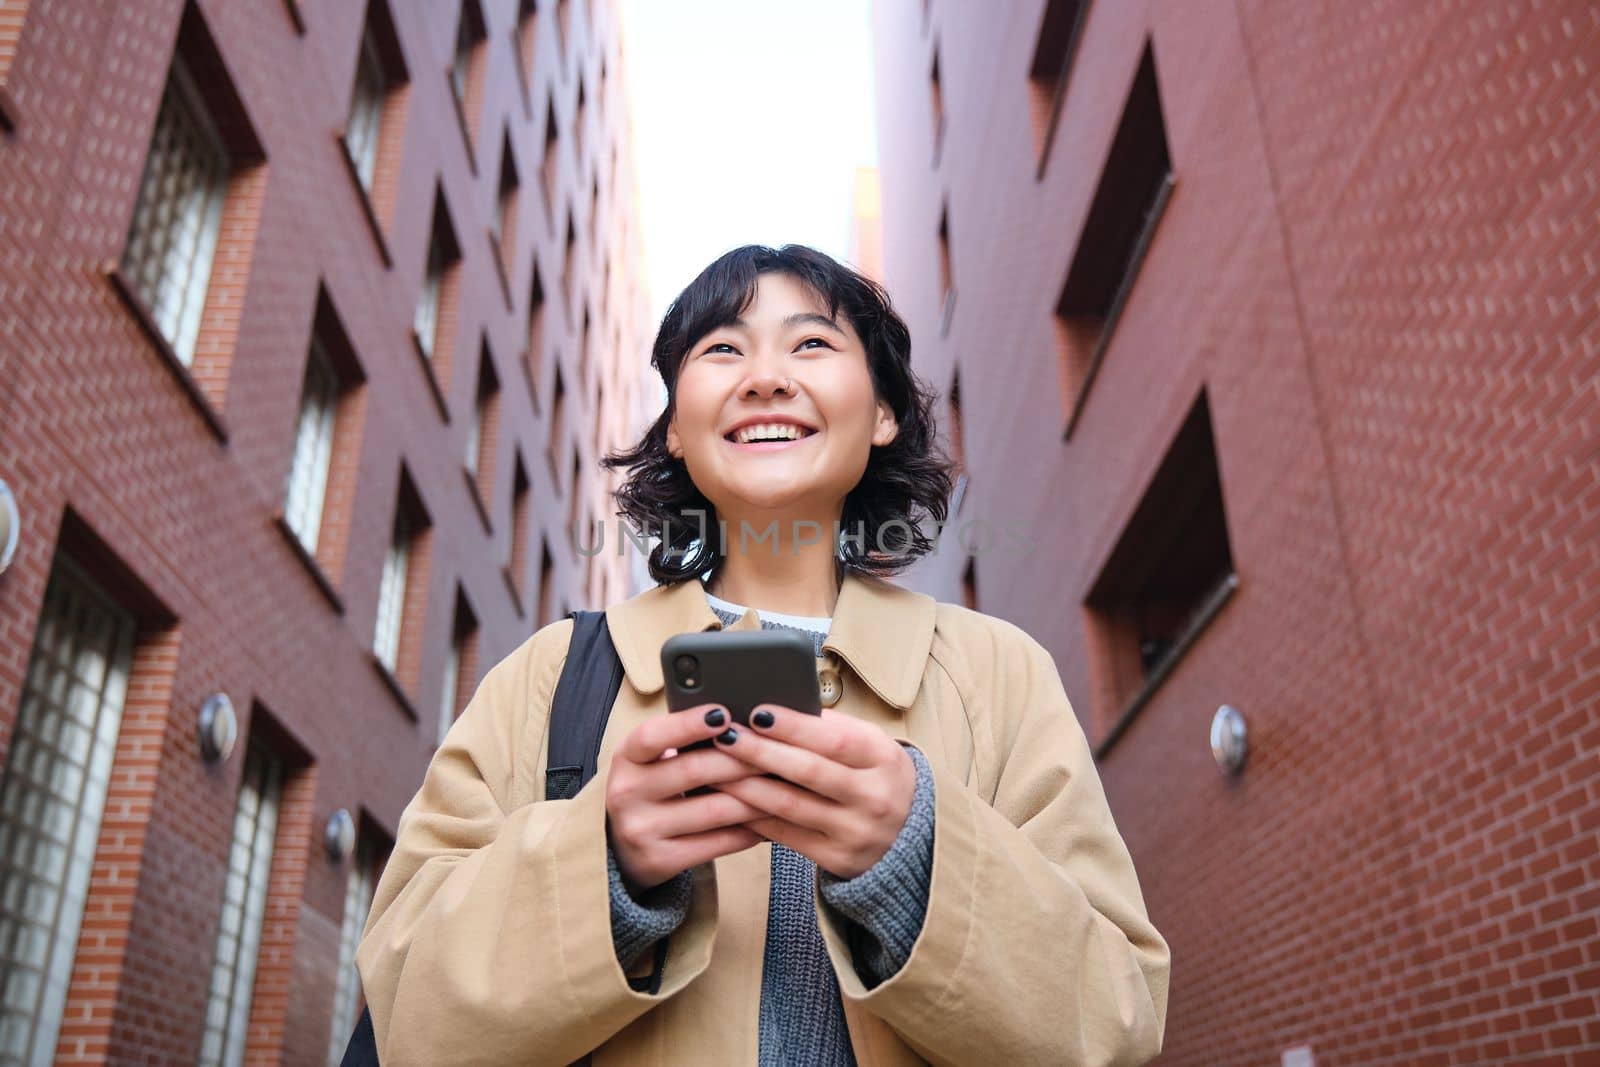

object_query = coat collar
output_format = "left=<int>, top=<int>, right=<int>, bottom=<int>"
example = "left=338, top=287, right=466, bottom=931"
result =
left=605, top=570, right=937, bottom=711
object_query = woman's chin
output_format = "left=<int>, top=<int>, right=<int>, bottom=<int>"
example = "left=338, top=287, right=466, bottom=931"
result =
left=713, top=484, right=830, bottom=521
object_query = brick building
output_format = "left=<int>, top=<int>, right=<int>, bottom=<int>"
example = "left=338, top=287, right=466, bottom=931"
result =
left=0, top=0, right=650, bottom=1061
left=873, top=1, right=1598, bottom=1063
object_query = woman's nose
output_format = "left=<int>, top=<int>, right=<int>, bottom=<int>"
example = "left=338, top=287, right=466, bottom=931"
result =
left=740, top=357, right=793, bottom=399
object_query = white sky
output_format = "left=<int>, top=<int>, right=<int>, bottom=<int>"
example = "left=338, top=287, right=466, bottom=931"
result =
left=618, top=0, right=879, bottom=327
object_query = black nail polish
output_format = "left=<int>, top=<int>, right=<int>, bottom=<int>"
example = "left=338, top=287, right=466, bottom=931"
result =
left=752, top=709, right=775, bottom=729
left=715, top=728, right=738, bottom=745
left=704, top=708, right=726, bottom=727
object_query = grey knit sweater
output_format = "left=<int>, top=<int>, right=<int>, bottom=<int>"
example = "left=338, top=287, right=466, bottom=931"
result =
left=604, top=605, right=937, bottom=1065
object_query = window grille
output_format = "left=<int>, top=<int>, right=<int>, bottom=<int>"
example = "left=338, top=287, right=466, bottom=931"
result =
left=346, top=30, right=386, bottom=192
left=373, top=511, right=412, bottom=671
left=198, top=740, right=283, bottom=1067
left=413, top=240, right=444, bottom=358
left=283, top=338, right=339, bottom=554
left=120, top=57, right=229, bottom=366
left=0, top=560, right=135, bottom=1067
left=323, top=837, right=377, bottom=1067
left=437, top=634, right=460, bottom=746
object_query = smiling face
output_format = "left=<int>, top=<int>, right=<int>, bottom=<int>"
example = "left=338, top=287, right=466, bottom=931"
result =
left=665, top=271, right=899, bottom=526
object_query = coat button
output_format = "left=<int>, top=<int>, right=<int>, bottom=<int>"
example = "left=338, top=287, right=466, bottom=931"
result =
left=818, top=659, right=843, bottom=707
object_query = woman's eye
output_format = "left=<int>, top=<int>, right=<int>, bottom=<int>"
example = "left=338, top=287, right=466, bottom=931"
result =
left=798, top=337, right=833, bottom=351
left=704, top=342, right=738, bottom=355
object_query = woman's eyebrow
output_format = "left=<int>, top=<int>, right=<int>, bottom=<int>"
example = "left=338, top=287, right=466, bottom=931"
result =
left=726, top=312, right=843, bottom=334
left=784, top=312, right=843, bottom=333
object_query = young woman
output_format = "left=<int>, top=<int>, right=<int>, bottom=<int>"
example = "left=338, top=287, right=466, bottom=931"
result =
left=356, top=245, right=1170, bottom=1065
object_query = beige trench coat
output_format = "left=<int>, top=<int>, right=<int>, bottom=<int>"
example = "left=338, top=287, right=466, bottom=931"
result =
left=356, top=571, right=1170, bottom=1065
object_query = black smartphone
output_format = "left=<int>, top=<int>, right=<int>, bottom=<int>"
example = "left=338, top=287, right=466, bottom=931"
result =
left=660, top=629, right=823, bottom=763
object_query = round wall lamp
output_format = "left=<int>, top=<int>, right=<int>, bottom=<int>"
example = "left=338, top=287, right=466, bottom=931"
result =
left=325, top=808, right=356, bottom=863
left=1210, top=704, right=1249, bottom=777
left=0, top=478, right=19, bottom=576
left=197, top=693, right=239, bottom=764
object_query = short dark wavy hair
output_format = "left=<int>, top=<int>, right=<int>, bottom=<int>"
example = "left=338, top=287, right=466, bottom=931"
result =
left=601, top=244, right=956, bottom=586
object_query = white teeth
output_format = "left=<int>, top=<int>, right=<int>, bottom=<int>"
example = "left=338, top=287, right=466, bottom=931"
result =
left=733, top=423, right=811, bottom=444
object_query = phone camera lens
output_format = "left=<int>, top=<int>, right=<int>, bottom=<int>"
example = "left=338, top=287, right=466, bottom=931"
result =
left=674, top=654, right=700, bottom=689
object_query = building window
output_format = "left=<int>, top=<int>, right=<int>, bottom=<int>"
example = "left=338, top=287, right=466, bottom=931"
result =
left=0, top=559, right=136, bottom=1064
left=576, top=75, right=588, bottom=165
left=199, top=739, right=283, bottom=1067
left=277, top=287, right=368, bottom=596
left=547, top=364, right=566, bottom=484
left=566, top=450, right=582, bottom=560
left=283, top=338, right=339, bottom=555
left=554, top=0, right=570, bottom=61
left=373, top=513, right=412, bottom=674
left=413, top=190, right=462, bottom=375
left=524, top=266, right=547, bottom=406
left=414, top=248, right=443, bottom=361
left=936, top=203, right=955, bottom=336
left=466, top=342, right=500, bottom=510
left=345, top=26, right=387, bottom=191
left=338, top=0, right=409, bottom=259
left=560, top=211, right=577, bottom=315
left=507, top=454, right=531, bottom=602
left=372, top=472, right=431, bottom=701
left=0, top=2, right=35, bottom=130
left=589, top=173, right=600, bottom=248
left=1055, top=40, right=1173, bottom=439
left=576, top=306, right=592, bottom=392
left=437, top=592, right=479, bottom=746
left=493, top=127, right=520, bottom=251
left=514, top=1, right=539, bottom=104
left=324, top=830, right=385, bottom=1067
left=946, top=369, right=967, bottom=515
left=537, top=539, right=554, bottom=627
left=1086, top=391, right=1236, bottom=744
left=540, top=98, right=559, bottom=230
left=449, top=0, right=487, bottom=157
left=1028, top=0, right=1089, bottom=175
left=120, top=55, right=229, bottom=366
left=374, top=492, right=422, bottom=675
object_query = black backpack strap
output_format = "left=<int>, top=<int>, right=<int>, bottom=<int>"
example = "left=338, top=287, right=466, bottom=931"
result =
left=545, top=609, right=626, bottom=801
left=547, top=609, right=638, bottom=1064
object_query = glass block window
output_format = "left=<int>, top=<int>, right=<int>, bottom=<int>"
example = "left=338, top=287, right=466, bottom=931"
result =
left=450, top=7, right=473, bottom=103
left=120, top=56, right=230, bottom=366
left=198, top=740, right=282, bottom=1067
left=283, top=338, right=339, bottom=555
left=346, top=28, right=387, bottom=192
left=436, top=630, right=461, bottom=747
left=323, top=836, right=378, bottom=1067
left=373, top=510, right=412, bottom=672
left=0, top=560, right=135, bottom=1066
left=464, top=396, right=482, bottom=473
left=413, top=237, right=444, bottom=359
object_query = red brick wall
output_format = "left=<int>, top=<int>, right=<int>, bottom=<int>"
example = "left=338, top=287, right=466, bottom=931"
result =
left=874, top=1, right=1598, bottom=1063
left=0, top=0, right=649, bottom=1060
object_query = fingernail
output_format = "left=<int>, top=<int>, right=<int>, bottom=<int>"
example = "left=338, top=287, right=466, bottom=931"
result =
left=715, top=728, right=738, bottom=745
left=752, top=709, right=775, bottom=729
left=704, top=708, right=727, bottom=727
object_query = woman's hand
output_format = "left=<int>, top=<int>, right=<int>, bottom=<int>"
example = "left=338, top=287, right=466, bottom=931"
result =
left=710, top=706, right=917, bottom=879
left=606, top=705, right=768, bottom=892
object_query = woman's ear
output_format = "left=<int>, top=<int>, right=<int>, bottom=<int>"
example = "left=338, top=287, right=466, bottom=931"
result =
left=666, top=415, right=683, bottom=458
left=870, top=400, right=898, bottom=447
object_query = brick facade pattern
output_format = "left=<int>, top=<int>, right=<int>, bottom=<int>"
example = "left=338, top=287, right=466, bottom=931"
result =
left=873, top=1, right=1599, bottom=1063
left=0, top=0, right=650, bottom=1060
